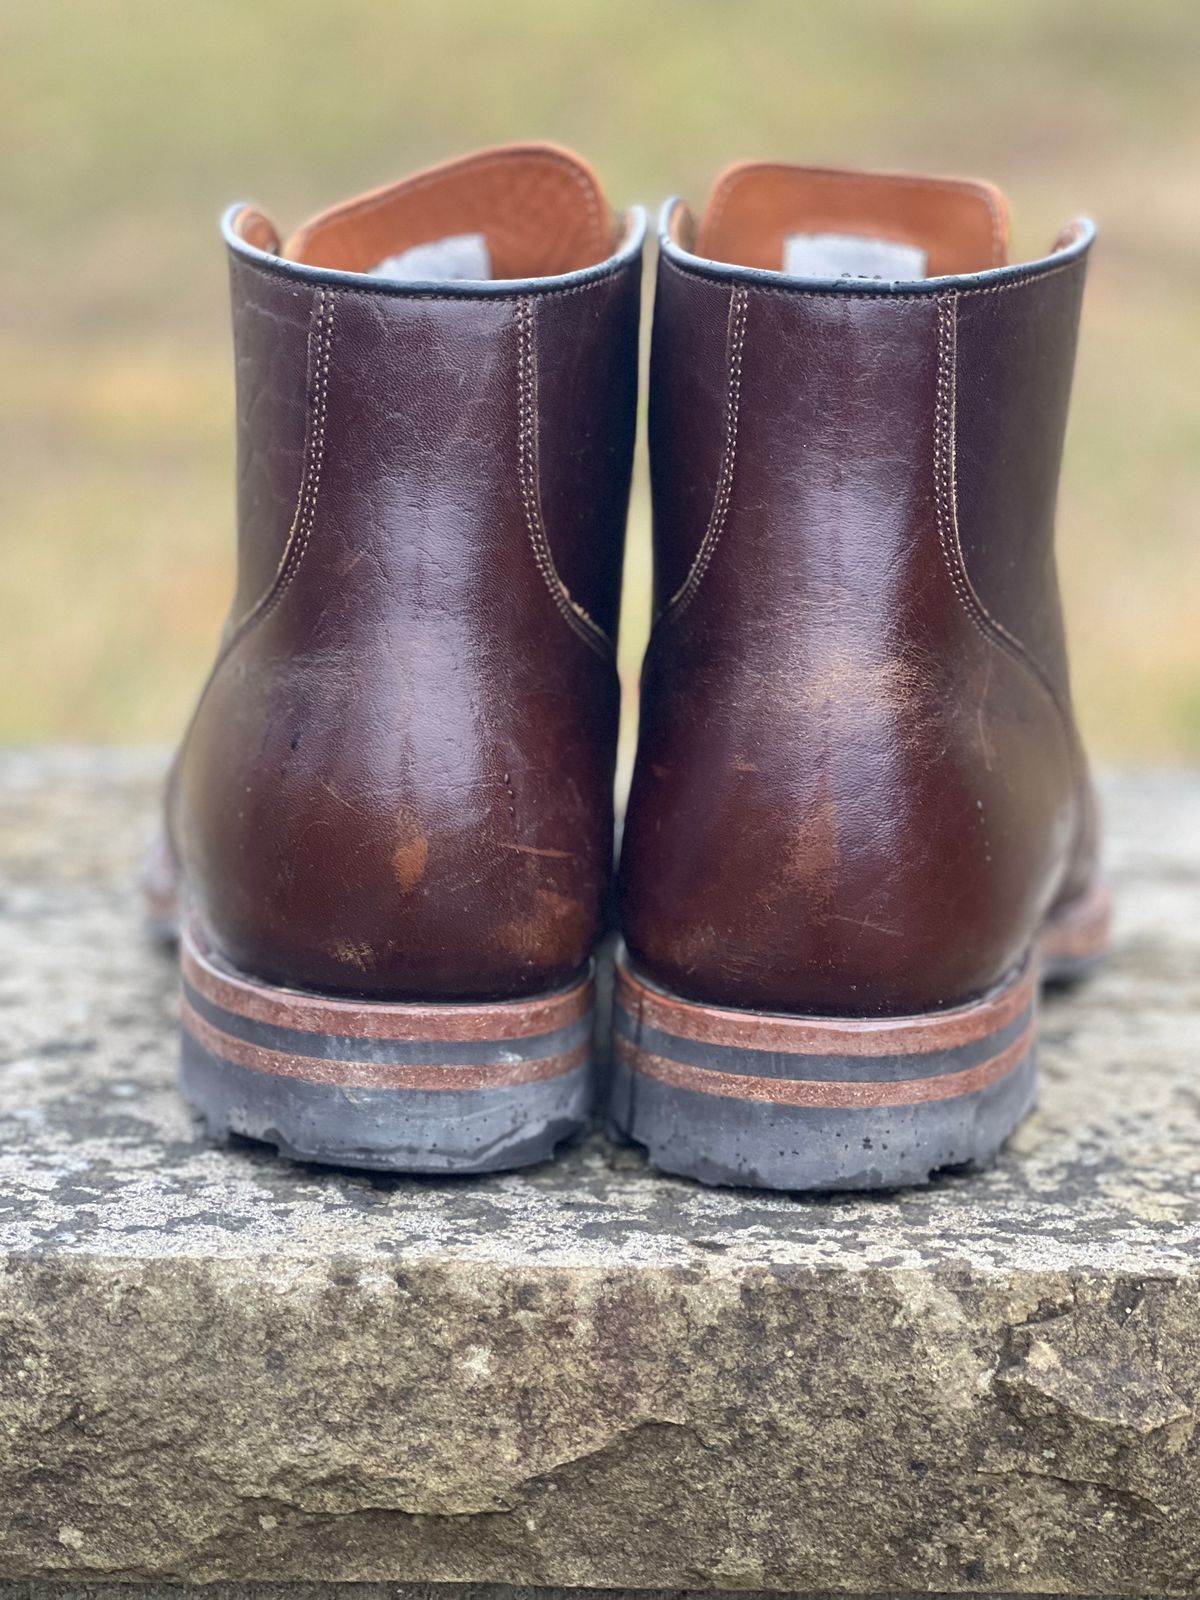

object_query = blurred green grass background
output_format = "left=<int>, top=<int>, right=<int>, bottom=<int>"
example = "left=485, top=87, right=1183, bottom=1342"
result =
left=2, top=0, right=1198, bottom=756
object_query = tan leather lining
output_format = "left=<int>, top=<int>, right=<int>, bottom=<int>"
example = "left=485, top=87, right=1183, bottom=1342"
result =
left=694, top=163, right=1011, bottom=277
left=230, top=206, right=281, bottom=255
left=276, top=143, right=615, bottom=278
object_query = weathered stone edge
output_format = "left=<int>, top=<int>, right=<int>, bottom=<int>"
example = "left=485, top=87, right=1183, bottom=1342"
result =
left=2, top=1255, right=1197, bottom=1595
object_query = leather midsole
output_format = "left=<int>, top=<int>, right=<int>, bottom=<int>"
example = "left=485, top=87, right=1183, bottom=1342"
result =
left=180, top=924, right=594, bottom=1090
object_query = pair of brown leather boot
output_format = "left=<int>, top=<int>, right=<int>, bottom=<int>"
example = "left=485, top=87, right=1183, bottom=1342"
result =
left=155, top=143, right=1109, bottom=1190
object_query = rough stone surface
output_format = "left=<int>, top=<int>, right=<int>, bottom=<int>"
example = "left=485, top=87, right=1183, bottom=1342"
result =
left=0, top=1590, right=1127, bottom=1600
left=1, top=749, right=1199, bottom=1595
left=0, top=1590, right=1125, bottom=1600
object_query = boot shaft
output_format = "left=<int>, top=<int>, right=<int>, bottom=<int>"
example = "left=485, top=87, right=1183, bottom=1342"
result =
left=227, top=147, right=641, bottom=652
left=177, top=147, right=644, bottom=1001
left=623, top=166, right=1095, bottom=1016
left=648, top=166, right=1089, bottom=705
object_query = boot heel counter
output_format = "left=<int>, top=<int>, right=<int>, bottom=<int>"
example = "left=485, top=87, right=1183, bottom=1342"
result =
left=176, top=636, right=616, bottom=1001
left=621, top=655, right=1075, bottom=1017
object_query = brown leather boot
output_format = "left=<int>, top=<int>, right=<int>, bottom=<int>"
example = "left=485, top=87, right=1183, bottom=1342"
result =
left=159, top=145, right=643, bottom=1172
left=613, top=163, right=1109, bottom=1190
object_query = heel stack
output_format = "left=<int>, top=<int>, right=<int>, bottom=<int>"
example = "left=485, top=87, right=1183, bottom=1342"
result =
left=179, top=927, right=593, bottom=1173
left=610, top=951, right=1038, bottom=1191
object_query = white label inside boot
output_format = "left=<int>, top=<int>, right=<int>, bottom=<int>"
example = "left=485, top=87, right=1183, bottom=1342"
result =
left=369, top=232, right=492, bottom=282
left=783, top=232, right=927, bottom=281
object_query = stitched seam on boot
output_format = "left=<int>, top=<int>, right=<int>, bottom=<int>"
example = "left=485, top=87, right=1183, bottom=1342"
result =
left=515, top=295, right=614, bottom=658
left=191, top=285, right=335, bottom=698
left=165, top=285, right=336, bottom=839
left=253, top=287, right=336, bottom=626
left=934, top=291, right=1084, bottom=789
left=224, top=285, right=336, bottom=641
left=657, top=284, right=749, bottom=623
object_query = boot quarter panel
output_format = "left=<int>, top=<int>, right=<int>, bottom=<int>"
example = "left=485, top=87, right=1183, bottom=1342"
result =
left=180, top=254, right=639, bottom=999
left=622, top=266, right=1081, bottom=1015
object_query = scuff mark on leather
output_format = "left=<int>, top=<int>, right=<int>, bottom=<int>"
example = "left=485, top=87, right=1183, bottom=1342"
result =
left=392, top=807, right=430, bottom=891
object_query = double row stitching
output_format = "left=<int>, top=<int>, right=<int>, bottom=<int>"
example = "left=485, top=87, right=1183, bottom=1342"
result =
left=166, top=284, right=338, bottom=798
left=659, top=284, right=749, bottom=620
left=515, top=296, right=613, bottom=658
left=933, top=293, right=1082, bottom=780
left=933, top=295, right=989, bottom=647
left=256, top=287, right=336, bottom=624
left=228, top=286, right=336, bottom=636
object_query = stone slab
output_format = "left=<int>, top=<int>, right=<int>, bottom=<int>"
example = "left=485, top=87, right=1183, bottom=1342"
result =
left=0, top=1588, right=1128, bottom=1600
left=1, top=750, right=1199, bottom=1594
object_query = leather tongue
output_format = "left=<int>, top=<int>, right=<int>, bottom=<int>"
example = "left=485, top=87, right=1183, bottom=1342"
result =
left=695, top=163, right=1009, bottom=279
left=281, top=143, right=612, bottom=279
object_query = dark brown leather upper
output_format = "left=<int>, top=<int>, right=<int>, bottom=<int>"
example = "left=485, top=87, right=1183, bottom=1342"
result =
left=619, top=166, right=1098, bottom=1017
left=171, top=146, right=642, bottom=1001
